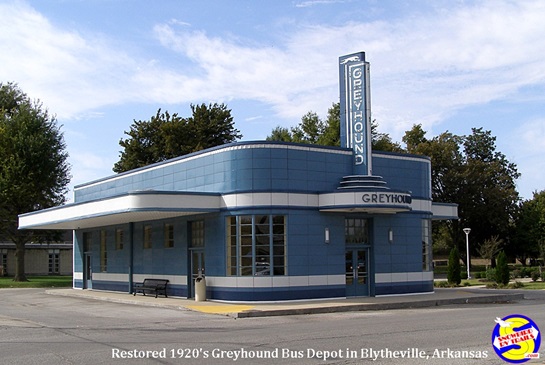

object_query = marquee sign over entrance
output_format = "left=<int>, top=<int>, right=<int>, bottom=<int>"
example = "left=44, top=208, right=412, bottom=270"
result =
left=319, top=190, right=413, bottom=214
left=339, top=51, right=372, bottom=176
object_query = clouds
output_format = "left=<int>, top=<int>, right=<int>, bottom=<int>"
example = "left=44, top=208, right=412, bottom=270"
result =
left=0, top=2, right=136, bottom=118
left=3, top=1, right=544, bottom=129
left=1, top=0, right=544, bottom=197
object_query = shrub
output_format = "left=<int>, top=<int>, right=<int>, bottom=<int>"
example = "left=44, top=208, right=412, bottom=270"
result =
left=521, top=267, right=532, bottom=278
left=447, top=247, right=461, bottom=285
left=486, top=268, right=496, bottom=282
left=531, top=270, right=540, bottom=282
left=462, top=281, right=471, bottom=287
left=495, top=251, right=510, bottom=285
left=511, top=269, right=522, bottom=279
left=434, top=281, right=449, bottom=288
left=508, top=281, right=524, bottom=289
left=474, top=272, right=482, bottom=279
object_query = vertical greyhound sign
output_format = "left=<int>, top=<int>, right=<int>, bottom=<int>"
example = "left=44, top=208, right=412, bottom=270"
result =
left=339, top=52, right=372, bottom=176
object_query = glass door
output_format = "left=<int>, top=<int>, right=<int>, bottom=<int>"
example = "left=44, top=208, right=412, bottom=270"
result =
left=189, top=250, right=205, bottom=297
left=84, top=254, right=92, bottom=289
left=345, top=249, right=369, bottom=296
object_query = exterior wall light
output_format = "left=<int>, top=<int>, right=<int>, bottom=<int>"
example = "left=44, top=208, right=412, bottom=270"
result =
left=388, top=228, right=394, bottom=244
left=325, top=227, right=330, bottom=244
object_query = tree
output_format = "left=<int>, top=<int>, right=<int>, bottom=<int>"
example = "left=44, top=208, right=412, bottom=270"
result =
left=267, top=102, right=401, bottom=151
left=447, top=247, right=461, bottom=285
left=402, top=126, right=520, bottom=261
left=512, top=190, right=545, bottom=265
left=478, top=235, right=503, bottom=269
left=114, top=103, right=242, bottom=173
left=370, top=120, right=403, bottom=152
left=0, top=82, right=71, bottom=281
left=292, top=111, right=326, bottom=144
left=460, top=128, right=520, bottom=249
left=495, top=251, right=510, bottom=285
left=317, top=102, right=340, bottom=146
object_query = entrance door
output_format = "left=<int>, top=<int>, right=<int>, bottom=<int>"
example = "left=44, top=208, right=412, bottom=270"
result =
left=84, top=254, right=92, bottom=289
left=345, top=249, right=369, bottom=296
left=189, top=250, right=205, bottom=297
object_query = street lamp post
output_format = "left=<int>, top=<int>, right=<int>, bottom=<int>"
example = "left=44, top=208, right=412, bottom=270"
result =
left=463, top=228, right=471, bottom=279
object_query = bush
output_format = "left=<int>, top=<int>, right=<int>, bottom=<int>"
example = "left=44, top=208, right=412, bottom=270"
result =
left=486, top=268, right=496, bottom=282
left=508, top=281, right=524, bottom=289
left=531, top=270, right=540, bottom=282
left=521, top=267, right=533, bottom=278
left=462, top=281, right=471, bottom=287
left=474, top=272, right=482, bottom=279
left=511, top=269, right=522, bottom=279
left=447, top=247, right=461, bottom=285
left=495, top=251, right=510, bottom=285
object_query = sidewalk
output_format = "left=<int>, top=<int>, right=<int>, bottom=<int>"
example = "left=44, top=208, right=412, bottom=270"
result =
left=46, top=288, right=524, bottom=319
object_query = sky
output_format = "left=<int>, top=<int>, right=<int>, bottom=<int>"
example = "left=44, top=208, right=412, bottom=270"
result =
left=1, top=0, right=544, bottom=201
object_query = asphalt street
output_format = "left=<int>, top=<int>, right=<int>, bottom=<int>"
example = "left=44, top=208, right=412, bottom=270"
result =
left=1, top=288, right=544, bottom=365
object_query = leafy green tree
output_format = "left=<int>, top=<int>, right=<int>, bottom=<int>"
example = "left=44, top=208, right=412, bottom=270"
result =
left=447, top=247, right=462, bottom=285
left=403, top=126, right=519, bottom=262
left=292, top=111, right=326, bottom=144
left=267, top=126, right=294, bottom=143
left=512, top=190, right=545, bottom=264
left=0, top=82, right=71, bottom=281
left=495, top=251, right=510, bottom=285
left=460, top=128, right=520, bottom=249
left=370, top=120, right=403, bottom=152
left=114, top=103, right=241, bottom=173
left=317, top=102, right=340, bottom=146
left=267, top=102, right=400, bottom=151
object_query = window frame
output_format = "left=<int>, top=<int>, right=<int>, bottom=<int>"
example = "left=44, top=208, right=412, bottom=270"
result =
left=164, top=223, right=174, bottom=248
left=227, top=215, right=286, bottom=276
left=143, top=225, right=153, bottom=249
left=100, top=229, right=107, bottom=272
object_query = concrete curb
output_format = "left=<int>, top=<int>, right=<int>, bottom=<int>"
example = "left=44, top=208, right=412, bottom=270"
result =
left=232, top=293, right=524, bottom=318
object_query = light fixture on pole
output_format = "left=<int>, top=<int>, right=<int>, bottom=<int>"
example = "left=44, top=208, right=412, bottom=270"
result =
left=463, top=228, right=471, bottom=279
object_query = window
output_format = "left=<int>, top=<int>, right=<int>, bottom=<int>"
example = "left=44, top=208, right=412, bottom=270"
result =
left=0, top=249, right=7, bottom=275
left=345, top=218, right=369, bottom=244
left=227, top=215, right=286, bottom=276
left=83, top=232, right=92, bottom=253
left=422, top=219, right=432, bottom=271
left=191, top=220, right=204, bottom=247
left=100, top=230, right=107, bottom=272
left=143, top=225, right=152, bottom=249
left=48, top=249, right=60, bottom=274
left=164, top=223, right=174, bottom=248
left=116, top=228, right=124, bottom=250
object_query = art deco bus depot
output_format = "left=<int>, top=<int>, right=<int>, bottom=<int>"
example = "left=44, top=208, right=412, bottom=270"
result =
left=19, top=52, right=458, bottom=301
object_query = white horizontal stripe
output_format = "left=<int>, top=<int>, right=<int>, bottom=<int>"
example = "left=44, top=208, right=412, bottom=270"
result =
left=206, top=275, right=345, bottom=288
left=375, top=271, right=434, bottom=284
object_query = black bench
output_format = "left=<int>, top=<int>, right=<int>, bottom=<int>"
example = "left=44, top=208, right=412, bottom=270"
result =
left=133, top=279, right=169, bottom=298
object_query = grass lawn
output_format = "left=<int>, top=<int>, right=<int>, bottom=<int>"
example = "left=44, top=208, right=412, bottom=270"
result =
left=0, top=276, right=72, bottom=288
left=519, top=281, right=545, bottom=290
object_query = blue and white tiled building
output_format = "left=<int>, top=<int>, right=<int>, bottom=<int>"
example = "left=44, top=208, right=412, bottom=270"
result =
left=19, top=52, right=457, bottom=301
